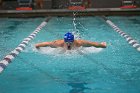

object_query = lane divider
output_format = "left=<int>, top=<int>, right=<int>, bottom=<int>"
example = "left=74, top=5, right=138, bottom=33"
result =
left=101, top=16, right=140, bottom=52
left=0, top=17, right=51, bottom=73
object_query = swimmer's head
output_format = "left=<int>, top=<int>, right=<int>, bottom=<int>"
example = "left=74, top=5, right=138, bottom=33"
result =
left=64, top=32, right=74, bottom=43
left=64, top=32, right=74, bottom=50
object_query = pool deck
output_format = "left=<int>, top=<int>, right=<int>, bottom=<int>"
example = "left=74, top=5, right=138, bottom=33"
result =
left=0, top=8, right=140, bottom=17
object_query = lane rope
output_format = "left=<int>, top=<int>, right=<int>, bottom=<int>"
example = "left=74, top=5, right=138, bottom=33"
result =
left=0, top=17, right=51, bottom=74
left=101, top=16, right=140, bottom=52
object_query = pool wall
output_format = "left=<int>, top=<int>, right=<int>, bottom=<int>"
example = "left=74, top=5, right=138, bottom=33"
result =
left=0, top=8, right=140, bottom=18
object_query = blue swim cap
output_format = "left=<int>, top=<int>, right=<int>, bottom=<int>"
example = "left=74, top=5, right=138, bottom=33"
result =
left=64, top=32, right=74, bottom=42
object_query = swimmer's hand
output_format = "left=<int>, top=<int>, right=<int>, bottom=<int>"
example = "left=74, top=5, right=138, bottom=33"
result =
left=101, top=42, right=107, bottom=48
left=35, top=45, right=40, bottom=49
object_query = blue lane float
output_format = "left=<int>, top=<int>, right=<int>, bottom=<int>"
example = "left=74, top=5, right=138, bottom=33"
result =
left=0, top=17, right=51, bottom=73
left=101, top=16, right=140, bottom=52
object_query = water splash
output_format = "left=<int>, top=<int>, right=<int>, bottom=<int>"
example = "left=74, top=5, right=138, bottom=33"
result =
left=24, top=41, right=103, bottom=58
left=72, top=12, right=81, bottom=39
left=33, top=47, right=103, bottom=57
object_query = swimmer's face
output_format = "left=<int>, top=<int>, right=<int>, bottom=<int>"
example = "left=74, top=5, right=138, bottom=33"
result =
left=65, top=42, right=73, bottom=50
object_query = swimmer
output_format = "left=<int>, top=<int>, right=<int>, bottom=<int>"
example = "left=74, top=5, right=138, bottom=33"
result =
left=35, top=32, right=107, bottom=50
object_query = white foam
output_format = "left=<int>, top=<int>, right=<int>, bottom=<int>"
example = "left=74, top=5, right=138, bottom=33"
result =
left=137, top=47, right=140, bottom=51
left=23, top=42, right=36, bottom=52
left=37, top=47, right=103, bottom=56
left=72, top=30, right=81, bottom=39
left=39, top=47, right=65, bottom=55
left=81, top=47, right=103, bottom=54
left=0, top=67, right=4, bottom=73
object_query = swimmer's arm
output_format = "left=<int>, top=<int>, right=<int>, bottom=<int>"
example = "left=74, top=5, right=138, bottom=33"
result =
left=81, top=40, right=107, bottom=48
left=35, top=42, right=53, bottom=48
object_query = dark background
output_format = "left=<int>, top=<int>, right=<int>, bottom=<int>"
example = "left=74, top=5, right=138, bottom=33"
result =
left=0, top=0, right=140, bottom=10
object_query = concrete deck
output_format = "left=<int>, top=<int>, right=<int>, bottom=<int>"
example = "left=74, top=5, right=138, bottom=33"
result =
left=0, top=8, right=140, bottom=17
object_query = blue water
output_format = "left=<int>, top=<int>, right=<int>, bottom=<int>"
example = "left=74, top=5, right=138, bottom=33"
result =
left=0, top=18, right=44, bottom=59
left=0, top=17, right=140, bottom=93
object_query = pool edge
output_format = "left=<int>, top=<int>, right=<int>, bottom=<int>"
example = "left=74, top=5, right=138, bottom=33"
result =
left=0, top=8, right=140, bottom=18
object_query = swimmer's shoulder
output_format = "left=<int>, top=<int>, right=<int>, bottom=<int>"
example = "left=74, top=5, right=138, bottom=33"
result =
left=52, top=39, right=64, bottom=43
left=74, top=40, right=84, bottom=46
left=52, top=40, right=64, bottom=46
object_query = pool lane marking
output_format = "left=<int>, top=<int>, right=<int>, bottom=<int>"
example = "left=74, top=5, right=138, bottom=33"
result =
left=0, top=17, right=51, bottom=74
left=101, top=16, right=140, bottom=52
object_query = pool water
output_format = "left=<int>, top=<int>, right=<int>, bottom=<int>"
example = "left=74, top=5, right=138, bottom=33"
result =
left=0, top=16, right=140, bottom=93
left=0, top=18, right=44, bottom=59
